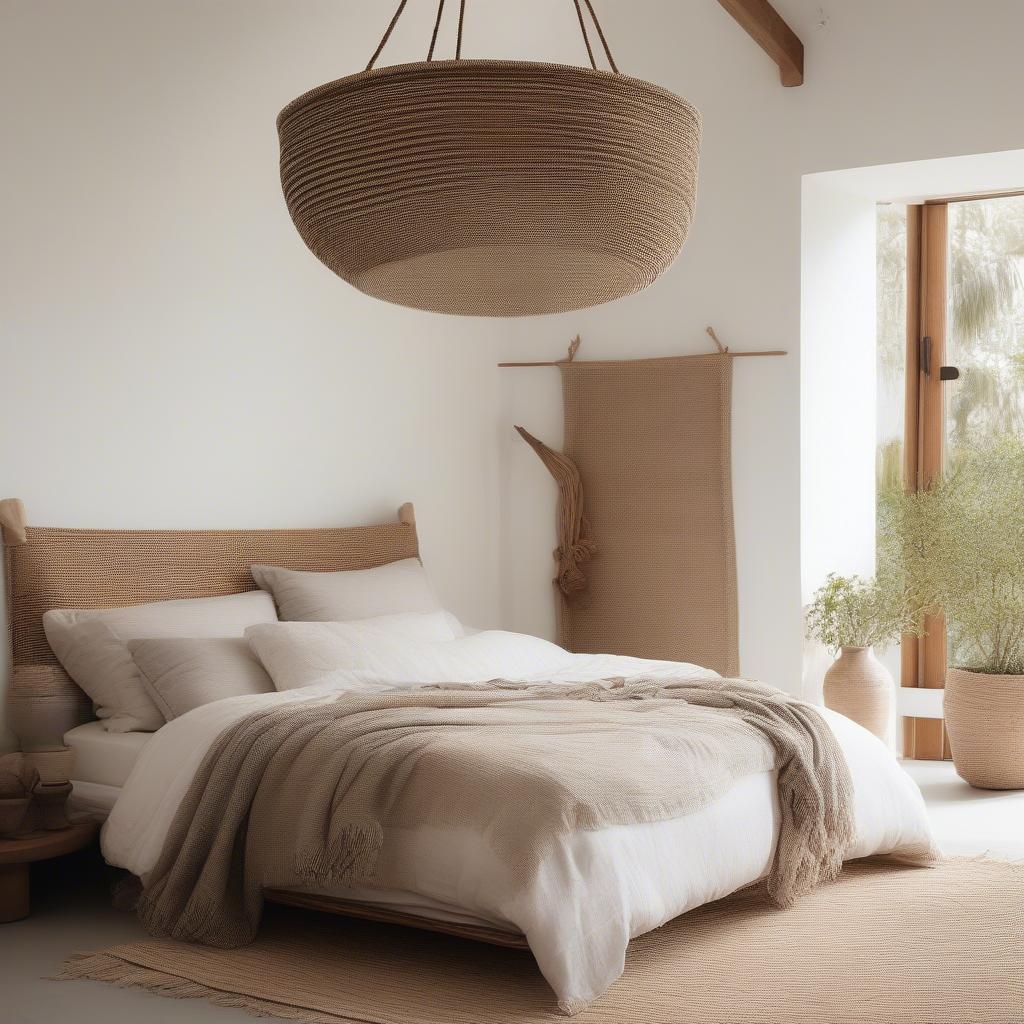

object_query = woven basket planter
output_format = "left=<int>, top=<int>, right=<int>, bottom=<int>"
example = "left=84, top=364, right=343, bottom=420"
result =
left=944, top=667, right=1024, bottom=789
left=278, top=59, right=700, bottom=316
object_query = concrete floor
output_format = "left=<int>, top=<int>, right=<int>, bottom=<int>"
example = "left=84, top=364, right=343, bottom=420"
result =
left=901, top=758, right=1024, bottom=859
left=1, top=759, right=1021, bottom=1024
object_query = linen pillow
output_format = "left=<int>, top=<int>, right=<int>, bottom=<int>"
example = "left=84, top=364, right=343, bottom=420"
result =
left=43, top=590, right=278, bottom=732
left=128, top=637, right=274, bottom=721
left=246, top=610, right=461, bottom=692
left=250, top=558, right=440, bottom=622
left=247, top=620, right=572, bottom=693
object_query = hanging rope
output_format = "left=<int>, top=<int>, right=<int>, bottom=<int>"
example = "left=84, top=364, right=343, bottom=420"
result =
left=365, top=0, right=408, bottom=71
left=581, top=0, right=619, bottom=73
left=366, top=0, right=618, bottom=73
left=572, top=0, right=598, bottom=71
left=456, top=0, right=466, bottom=59
left=706, top=326, right=729, bottom=355
left=426, top=0, right=446, bottom=61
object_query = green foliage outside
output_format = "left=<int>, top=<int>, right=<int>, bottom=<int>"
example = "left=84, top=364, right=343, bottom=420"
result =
left=876, top=198, right=1024, bottom=464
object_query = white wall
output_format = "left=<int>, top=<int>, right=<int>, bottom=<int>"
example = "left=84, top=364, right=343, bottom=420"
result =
left=800, top=179, right=879, bottom=599
left=4, top=1, right=1024, bottom=748
left=0, top=0, right=524, bottom=747
left=500, top=0, right=1024, bottom=692
left=498, top=0, right=805, bottom=688
left=800, top=147, right=1024, bottom=713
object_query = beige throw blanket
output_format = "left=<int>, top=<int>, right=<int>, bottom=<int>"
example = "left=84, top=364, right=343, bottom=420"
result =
left=138, top=677, right=855, bottom=948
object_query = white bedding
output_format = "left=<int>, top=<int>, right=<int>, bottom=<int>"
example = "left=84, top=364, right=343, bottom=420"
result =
left=64, top=721, right=152, bottom=819
left=69, top=779, right=123, bottom=818
left=65, top=720, right=151, bottom=790
left=103, top=631, right=937, bottom=1013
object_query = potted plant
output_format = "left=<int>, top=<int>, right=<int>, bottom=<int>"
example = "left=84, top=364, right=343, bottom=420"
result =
left=805, top=572, right=921, bottom=741
left=880, top=437, right=1024, bottom=788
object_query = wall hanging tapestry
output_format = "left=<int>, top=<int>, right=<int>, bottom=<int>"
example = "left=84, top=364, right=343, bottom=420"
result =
left=277, top=0, right=701, bottom=317
left=514, top=333, right=753, bottom=676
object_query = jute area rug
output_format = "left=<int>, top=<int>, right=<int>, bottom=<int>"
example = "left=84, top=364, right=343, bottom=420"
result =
left=60, top=859, right=1023, bottom=1024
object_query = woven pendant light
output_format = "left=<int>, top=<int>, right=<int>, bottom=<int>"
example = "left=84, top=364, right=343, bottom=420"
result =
left=278, top=0, right=701, bottom=317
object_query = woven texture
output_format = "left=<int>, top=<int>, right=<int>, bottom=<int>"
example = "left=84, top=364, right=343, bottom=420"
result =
left=62, top=857, right=1024, bottom=1023
left=944, top=667, right=1024, bottom=789
left=822, top=647, right=892, bottom=742
left=2, top=507, right=419, bottom=716
left=278, top=60, right=701, bottom=316
left=524, top=354, right=738, bottom=675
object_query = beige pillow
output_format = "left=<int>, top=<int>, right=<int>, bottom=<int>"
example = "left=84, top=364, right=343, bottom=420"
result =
left=245, top=610, right=463, bottom=691
left=250, top=557, right=440, bottom=622
left=128, top=637, right=274, bottom=721
left=43, top=590, right=278, bottom=732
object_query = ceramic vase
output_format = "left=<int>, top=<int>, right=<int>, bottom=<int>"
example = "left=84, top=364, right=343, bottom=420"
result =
left=6, top=666, right=90, bottom=752
left=944, top=668, right=1024, bottom=790
left=823, top=646, right=892, bottom=742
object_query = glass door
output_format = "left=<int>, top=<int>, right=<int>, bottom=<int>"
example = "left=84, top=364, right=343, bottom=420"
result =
left=896, top=194, right=1024, bottom=759
left=945, top=196, right=1024, bottom=459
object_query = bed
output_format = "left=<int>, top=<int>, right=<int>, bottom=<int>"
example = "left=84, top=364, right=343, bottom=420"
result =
left=1, top=498, right=938, bottom=1014
left=64, top=721, right=150, bottom=816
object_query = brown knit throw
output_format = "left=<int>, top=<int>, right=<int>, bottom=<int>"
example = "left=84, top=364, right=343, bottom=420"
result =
left=138, top=677, right=856, bottom=949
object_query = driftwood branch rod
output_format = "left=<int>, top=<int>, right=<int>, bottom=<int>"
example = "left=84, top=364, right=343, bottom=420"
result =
left=498, top=328, right=788, bottom=367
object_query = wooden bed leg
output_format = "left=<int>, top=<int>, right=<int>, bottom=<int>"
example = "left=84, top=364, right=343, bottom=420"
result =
left=0, top=863, right=30, bottom=923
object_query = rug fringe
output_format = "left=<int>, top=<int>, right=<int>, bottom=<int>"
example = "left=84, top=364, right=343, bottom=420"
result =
left=943, top=852, right=1020, bottom=866
left=56, top=952, right=363, bottom=1024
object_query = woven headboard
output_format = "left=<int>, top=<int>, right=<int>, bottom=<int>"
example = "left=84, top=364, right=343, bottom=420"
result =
left=1, top=498, right=419, bottom=728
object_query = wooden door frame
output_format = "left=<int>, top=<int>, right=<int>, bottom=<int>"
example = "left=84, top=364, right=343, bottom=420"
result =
left=900, top=203, right=950, bottom=760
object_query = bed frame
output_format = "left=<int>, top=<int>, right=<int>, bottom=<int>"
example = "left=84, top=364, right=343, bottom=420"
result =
left=0, top=497, right=528, bottom=949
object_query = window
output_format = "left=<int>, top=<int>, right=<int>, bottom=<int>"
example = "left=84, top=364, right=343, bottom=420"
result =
left=878, top=194, right=1024, bottom=759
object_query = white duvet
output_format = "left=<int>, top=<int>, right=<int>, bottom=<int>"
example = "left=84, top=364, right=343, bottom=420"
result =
left=104, top=630, right=937, bottom=1013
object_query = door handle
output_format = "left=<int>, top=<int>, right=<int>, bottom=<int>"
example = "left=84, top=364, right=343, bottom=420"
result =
left=920, top=338, right=960, bottom=380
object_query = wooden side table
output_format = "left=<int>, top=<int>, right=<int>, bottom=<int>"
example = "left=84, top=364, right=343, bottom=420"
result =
left=0, top=822, right=97, bottom=922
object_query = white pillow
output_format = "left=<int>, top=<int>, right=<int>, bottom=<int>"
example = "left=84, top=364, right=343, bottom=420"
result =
left=247, top=621, right=573, bottom=693
left=43, top=590, right=277, bottom=732
left=246, top=610, right=460, bottom=692
left=250, top=558, right=440, bottom=622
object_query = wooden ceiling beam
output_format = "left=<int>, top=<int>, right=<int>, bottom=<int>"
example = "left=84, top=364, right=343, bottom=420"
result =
left=716, top=0, right=804, bottom=87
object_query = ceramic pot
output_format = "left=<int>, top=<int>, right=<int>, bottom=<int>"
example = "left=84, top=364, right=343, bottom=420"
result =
left=0, top=796, right=31, bottom=837
left=944, top=668, right=1024, bottom=790
left=823, top=646, right=892, bottom=742
left=7, top=666, right=91, bottom=752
